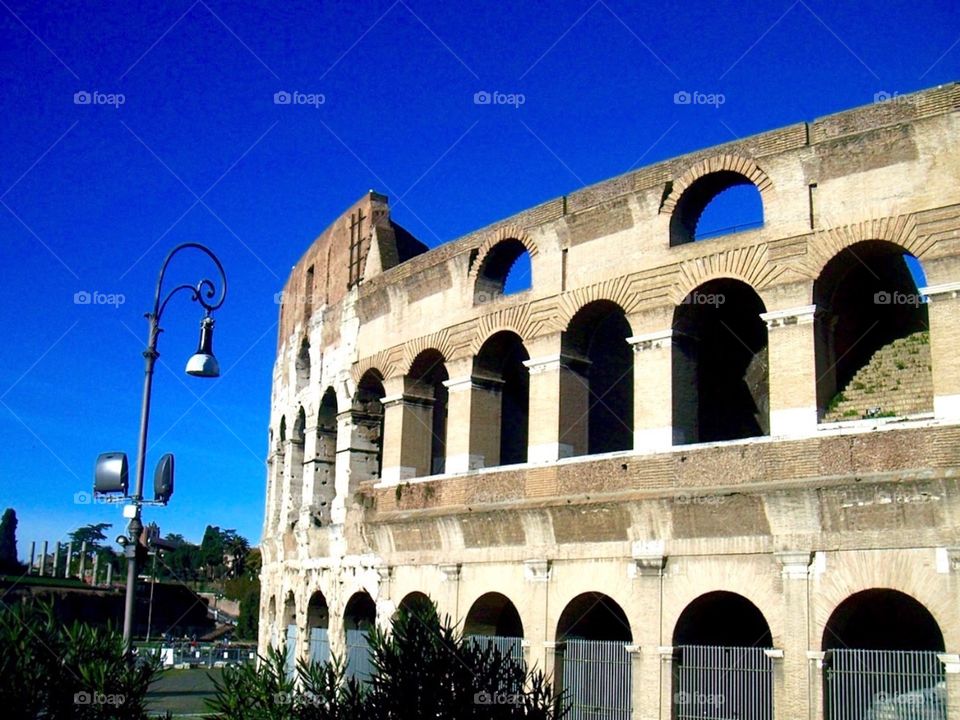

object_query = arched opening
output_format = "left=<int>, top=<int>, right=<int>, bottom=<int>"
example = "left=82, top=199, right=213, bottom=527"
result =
left=267, top=595, right=278, bottom=648
left=672, top=279, right=769, bottom=444
left=295, top=337, right=310, bottom=393
left=394, top=591, right=436, bottom=624
left=464, top=592, right=524, bottom=662
left=288, top=407, right=306, bottom=525
left=279, top=415, right=286, bottom=443
left=283, top=591, right=297, bottom=680
left=562, top=301, right=633, bottom=456
left=407, top=350, right=449, bottom=476
left=670, top=171, right=764, bottom=246
left=306, top=591, right=329, bottom=665
left=822, top=589, right=945, bottom=720
left=473, top=331, right=530, bottom=467
left=814, top=241, right=931, bottom=422
left=353, top=371, right=386, bottom=481
left=475, top=239, right=532, bottom=304
left=310, top=388, right=337, bottom=525
left=344, top=591, right=377, bottom=684
left=672, top=591, right=773, bottom=720
left=556, top=593, right=632, bottom=719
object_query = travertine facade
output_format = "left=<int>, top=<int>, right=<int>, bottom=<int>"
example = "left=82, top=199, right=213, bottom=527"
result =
left=260, top=84, right=960, bottom=719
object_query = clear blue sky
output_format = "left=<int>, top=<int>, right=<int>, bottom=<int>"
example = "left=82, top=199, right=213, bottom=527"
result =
left=0, top=0, right=956, bottom=552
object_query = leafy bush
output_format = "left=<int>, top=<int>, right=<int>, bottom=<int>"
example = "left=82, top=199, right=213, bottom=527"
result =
left=0, top=600, right=162, bottom=719
left=208, top=603, right=567, bottom=719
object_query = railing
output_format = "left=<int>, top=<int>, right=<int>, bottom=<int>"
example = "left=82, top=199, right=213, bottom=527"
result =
left=309, top=627, right=330, bottom=665
left=466, top=634, right=524, bottom=664
left=674, top=645, right=773, bottom=720
left=135, top=641, right=257, bottom=667
left=345, top=628, right=374, bottom=684
left=285, top=624, right=298, bottom=680
left=561, top=639, right=632, bottom=720
left=824, top=649, right=946, bottom=720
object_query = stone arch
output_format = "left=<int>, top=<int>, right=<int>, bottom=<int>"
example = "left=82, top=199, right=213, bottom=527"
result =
left=661, top=154, right=773, bottom=216
left=407, top=349, right=449, bottom=476
left=672, top=278, right=769, bottom=444
left=822, top=588, right=943, bottom=652
left=464, top=591, right=524, bottom=638
left=673, top=590, right=772, bottom=647
left=473, top=330, right=530, bottom=467
left=353, top=370, right=386, bottom=482
left=395, top=591, right=435, bottom=620
left=306, top=590, right=330, bottom=664
left=670, top=246, right=781, bottom=306
left=662, top=156, right=771, bottom=246
left=295, top=336, right=310, bottom=393
left=561, top=300, right=634, bottom=456
left=813, top=240, right=930, bottom=420
left=470, top=227, right=538, bottom=304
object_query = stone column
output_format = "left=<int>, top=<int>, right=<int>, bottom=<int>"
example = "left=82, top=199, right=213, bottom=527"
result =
left=105, top=563, right=113, bottom=586
left=92, top=553, right=99, bottom=586
left=775, top=550, right=814, bottom=719
left=761, top=306, right=818, bottom=436
left=39, top=541, right=47, bottom=577
left=65, top=542, right=73, bottom=579
left=78, top=541, right=87, bottom=581
left=936, top=653, right=960, bottom=719
left=52, top=542, right=60, bottom=578
left=380, top=377, right=435, bottom=483
left=523, top=351, right=589, bottom=462
left=438, top=563, right=461, bottom=624
left=631, top=543, right=666, bottom=719
left=28, top=541, right=35, bottom=575
left=627, top=330, right=674, bottom=451
left=658, top=646, right=677, bottom=720
left=807, top=651, right=826, bottom=720
left=524, top=559, right=552, bottom=679
left=919, top=283, right=960, bottom=419
left=443, top=371, right=502, bottom=473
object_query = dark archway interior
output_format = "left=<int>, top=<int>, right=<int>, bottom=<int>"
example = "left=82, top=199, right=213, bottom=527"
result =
left=564, top=301, right=633, bottom=455
left=673, top=591, right=772, bottom=647
left=475, top=332, right=530, bottom=466
left=396, top=591, right=436, bottom=620
left=283, top=592, right=297, bottom=627
left=409, top=350, right=449, bottom=475
left=354, top=371, right=386, bottom=479
left=557, top=592, right=632, bottom=642
left=295, top=337, right=310, bottom=392
left=344, top=592, right=376, bottom=631
left=670, top=171, right=763, bottom=246
left=476, top=239, right=532, bottom=301
left=279, top=415, right=286, bottom=443
left=822, top=589, right=944, bottom=652
left=464, top=592, right=524, bottom=637
left=307, top=592, right=329, bottom=629
left=672, top=279, right=769, bottom=444
left=814, top=242, right=928, bottom=416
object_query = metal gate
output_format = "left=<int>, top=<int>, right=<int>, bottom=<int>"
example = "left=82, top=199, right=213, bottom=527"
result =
left=674, top=645, right=773, bottom=720
left=284, top=624, right=298, bottom=680
left=561, top=639, right=632, bottom=720
left=345, top=628, right=374, bottom=684
left=824, top=649, right=946, bottom=720
left=466, top=634, right=524, bottom=663
left=309, top=627, right=330, bottom=665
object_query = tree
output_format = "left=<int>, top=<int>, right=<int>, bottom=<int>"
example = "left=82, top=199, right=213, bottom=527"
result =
left=0, top=508, right=23, bottom=575
left=234, top=586, right=260, bottom=641
left=199, top=525, right=224, bottom=579
left=68, top=522, right=112, bottom=549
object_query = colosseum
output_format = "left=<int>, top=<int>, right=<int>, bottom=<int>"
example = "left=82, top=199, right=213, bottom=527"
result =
left=259, top=83, right=960, bottom=719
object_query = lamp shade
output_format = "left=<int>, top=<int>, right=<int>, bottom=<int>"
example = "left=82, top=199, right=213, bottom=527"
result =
left=185, top=315, right=220, bottom=377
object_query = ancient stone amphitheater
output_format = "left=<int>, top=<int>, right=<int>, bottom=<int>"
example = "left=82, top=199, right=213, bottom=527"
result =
left=260, top=83, right=960, bottom=720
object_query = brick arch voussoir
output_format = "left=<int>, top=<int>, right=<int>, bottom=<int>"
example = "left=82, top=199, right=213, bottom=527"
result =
left=660, top=154, right=773, bottom=216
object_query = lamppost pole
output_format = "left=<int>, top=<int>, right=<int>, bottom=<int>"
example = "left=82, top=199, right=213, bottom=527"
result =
left=121, top=242, right=226, bottom=653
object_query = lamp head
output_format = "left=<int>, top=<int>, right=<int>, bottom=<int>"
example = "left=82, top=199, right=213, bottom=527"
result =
left=185, top=315, right=220, bottom=378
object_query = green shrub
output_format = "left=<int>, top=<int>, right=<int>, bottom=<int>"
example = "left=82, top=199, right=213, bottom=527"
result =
left=208, top=603, right=566, bottom=719
left=0, top=600, right=161, bottom=719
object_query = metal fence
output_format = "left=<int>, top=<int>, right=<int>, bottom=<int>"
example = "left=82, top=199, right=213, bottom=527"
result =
left=674, top=645, right=773, bottom=720
left=466, top=634, right=524, bottom=663
left=345, top=628, right=374, bottom=684
left=561, top=639, right=632, bottom=720
left=285, top=624, right=298, bottom=680
left=136, top=642, right=258, bottom=667
left=309, top=627, right=330, bottom=665
left=824, top=649, right=946, bottom=720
